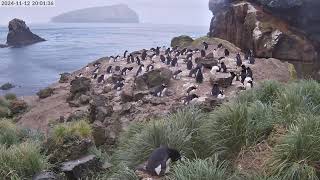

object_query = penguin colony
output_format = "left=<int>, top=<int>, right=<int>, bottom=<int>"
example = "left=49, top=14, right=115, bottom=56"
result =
left=78, top=40, right=256, bottom=105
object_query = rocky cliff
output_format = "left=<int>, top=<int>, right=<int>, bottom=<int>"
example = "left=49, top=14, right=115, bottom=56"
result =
left=51, top=4, right=139, bottom=23
left=208, top=0, right=320, bottom=79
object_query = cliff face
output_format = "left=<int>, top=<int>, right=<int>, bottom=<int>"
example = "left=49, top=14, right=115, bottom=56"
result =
left=208, top=0, right=320, bottom=78
left=51, top=4, right=139, bottom=23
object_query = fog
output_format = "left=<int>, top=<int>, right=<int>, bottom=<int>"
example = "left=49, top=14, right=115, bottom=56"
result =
left=0, top=0, right=212, bottom=26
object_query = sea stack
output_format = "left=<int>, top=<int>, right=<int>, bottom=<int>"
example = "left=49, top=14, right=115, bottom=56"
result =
left=6, top=18, right=45, bottom=47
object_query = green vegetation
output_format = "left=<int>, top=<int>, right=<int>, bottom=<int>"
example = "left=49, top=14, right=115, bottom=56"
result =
left=109, top=80, right=320, bottom=179
left=51, top=119, right=92, bottom=144
left=4, top=93, right=17, bottom=101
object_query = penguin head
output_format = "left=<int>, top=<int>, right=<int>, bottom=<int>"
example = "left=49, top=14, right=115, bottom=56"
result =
left=241, top=65, right=246, bottom=70
left=167, top=148, right=181, bottom=162
left=192, top=94, right=199, bottom=99
left=162, top=84, right=168, bottom=87
left=219, top=90, right=224, bottom=95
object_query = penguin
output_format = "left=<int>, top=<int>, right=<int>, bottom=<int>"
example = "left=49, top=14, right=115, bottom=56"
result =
left=236, top=53, right=242, bottom=67
left=210, top=66, right=221, bottom=75
left=200, top=50, right=206, bottom=58
left=142, top=50, right=147, bottom=60
left=195, top=68, right=204, bottom=83
left=115, top=55, right=121, bottom=62
left=146, top=146, right=181, bottom=176
left=106, top=66, right=113, bottom=74
left=211, top=83, right=220, bottom=97
left=188, top=68, right=198, bottom=78
left=152, top=84, right=168, bottom=97
left=93, top=67, right=100, bottom=74
left=92, top=73, right=98, bottom=79
left=85, top=66, right=90, bottom=72
left=160, top=55, right=166, bottom=63
left=166, top=56, right=172, bottom=65
left=246, top=80, right=253, bottom=89
left=121, top=67, right=129, bottom=76
left=165, top=48, right=171, bottom=55
left=240, top=68, right=247, bottom=85
left=246, top=67, right=253, bottom=78
left=180, top=48, right=187, bottom=55
left=123, top=50, right=128, bottom=58
left=171, top=57, right=178, bottom=67
left=97, top=75, right=105, bottom=83
left=110, top=56, right=115, bottom=62
left=249, top=56, right=255, bottom=64
left=136, top=64, right=145, bottom=76
left=230, top=72, right=237, bottom=85
left=187, top=60, right=193, bottom=70
left=127, top=55, right=131, bottom=64
left=217, top=43, right=223, bottom=49
left=77, top=73, right=83, bottom=78
left=136, top=57, right=141, bottom=65
left=224, top=49, right=230, bottom=56
left=186, top=86, right=197, bottom=95
left=155, top=47, right=161, bottom=56
left=173, top=70, right=183, bottom=80
left=183, top=94, right=199, bottom=105
left=113, top=82, right=125, bottom=91
left=217, top=90, right=225, bottom=99
left=203, top=41, right=209, bottom=50
left=127, top=67, right=134, bottom=71
left=221, top=62, right=227, bottom=73
left=146, top=64, right=154, bottom=72
left=186, top=53, right=193, bottom=60
left=131, top=54, right=135, bottom=63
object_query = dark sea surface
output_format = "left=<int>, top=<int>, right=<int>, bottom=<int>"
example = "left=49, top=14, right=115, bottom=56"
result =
left=0, top=23, right=208, bottom=96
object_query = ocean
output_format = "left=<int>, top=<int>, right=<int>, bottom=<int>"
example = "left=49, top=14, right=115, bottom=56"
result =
left=0, top=23, right=208, bottom=96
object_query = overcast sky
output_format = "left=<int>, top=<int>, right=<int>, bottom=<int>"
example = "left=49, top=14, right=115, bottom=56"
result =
left=0, top=0, right=212, bottom=26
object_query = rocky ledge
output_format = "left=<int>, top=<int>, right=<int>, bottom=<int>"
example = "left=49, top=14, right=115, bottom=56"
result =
left=3, top=18, right=45, bottom=47
left=209, top=0, right=320, bottom=63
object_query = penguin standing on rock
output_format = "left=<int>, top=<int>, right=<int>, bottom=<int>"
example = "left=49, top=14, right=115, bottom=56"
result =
left=145, top=146, right=181, bottom=176
left=165, top=48, right=171, bottom=55
left=127, top=55, right=131, bottom=64
left=136, top=64, right=145, bottom=76
left=160, top=55, right=166, bottom=63
left=146, top=64, right=154, bottom=72
left=113, top=81, right=125, bottom=91
left=136, top=57, right=141, bottom=65
left=171, top=57, right=178, bottom=67
left=211, top=83, right=220, bottom=97
left=123, top=50, right=128, bottom=58
left=173, top=70, right=183, bottom=80
left=221, top=62, right=227, bottom=73
left=152, top=84, right=168, bottom=97
left=141, top=50, right=147, bottom=60
left=186, top=86, right=197, bottom=95
left=106, top=66, right=113, bottom=74
left=236, top=53, right=242, bottom=67
left=183, top=94, right=199, bottom=105
left=200, top=50, right=206, bottom=57
left=203, top=41, right=209, bottom=50
left=240, top=68, right=247, bottom=84
left=246, top=67, right=253, bottom=78
left=97, top=75, right=105, bottom=83
left=166, top=56, right=172, bottom=65
left=186, top=53, right=193, bottom=61
left=224, top=49, right=230, bottom=56
left=195, top=69, right=204, bottom=83
left=187, top=60, right=193, bottom=70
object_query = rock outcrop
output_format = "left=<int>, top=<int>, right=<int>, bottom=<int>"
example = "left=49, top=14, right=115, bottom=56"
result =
left=171, top=35, right=194, bottom=48
left=208, top=0, right=320, bottom=79
left=6, top=19, right=45, bottom=47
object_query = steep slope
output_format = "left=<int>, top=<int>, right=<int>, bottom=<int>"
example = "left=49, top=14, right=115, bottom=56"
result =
left=51, top=4, right=139, bottom=23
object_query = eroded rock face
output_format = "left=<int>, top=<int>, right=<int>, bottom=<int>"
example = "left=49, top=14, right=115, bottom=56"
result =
left=6, top=18, right=45, bottom=47
left=209, top=1, right=319, bottom=63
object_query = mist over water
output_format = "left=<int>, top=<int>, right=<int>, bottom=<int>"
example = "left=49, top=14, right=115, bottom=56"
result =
left=0, top=23, right=208, bottom=96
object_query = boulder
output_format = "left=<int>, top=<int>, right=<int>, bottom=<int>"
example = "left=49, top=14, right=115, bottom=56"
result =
left=79, top=94, right=91, bottom=105
left=9, top=99, right=28, bottom=115
left=59, top=73, right=71, bottom=83
left=32, top=171, right=60, bottom=180
left=89, top=95, right=113, bottom=123
left=171, top=35, right=194, bottom=48
left=37, top=88, right=54, bottom=99
left=195, top=55, right=218, bottom=69
left=6, top=18, right=45, bottom=47
left=92, top=120, right=118, bottom=146
left=135, top=68, right=172, bottom=90
left=60, top=155, right=102, bottom=180
left=0, top=83, right=15, bottom=90
left=66, top=110, right=88, bottom=122
left=68, top=77, right=91, bottom=102
left=120, top=81, right=134, bottom=103
left=210, top=74, right=233, bottom=88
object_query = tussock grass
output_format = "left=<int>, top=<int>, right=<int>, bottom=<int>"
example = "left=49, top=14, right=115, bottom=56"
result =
left=0, top=119, right=20, bottom=146
left=113, top=107, right=206, bottom=168
left=0, top=142, right=49, bottom=179
left=108, top=163, right=139, bottom=180
left=4, top=93, right=17, bottom=101
left=52, top=119, right=92, bottom=144
left=267, top=115, right=320, bottom=180
left=168, top=156, right=234, bottom=180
